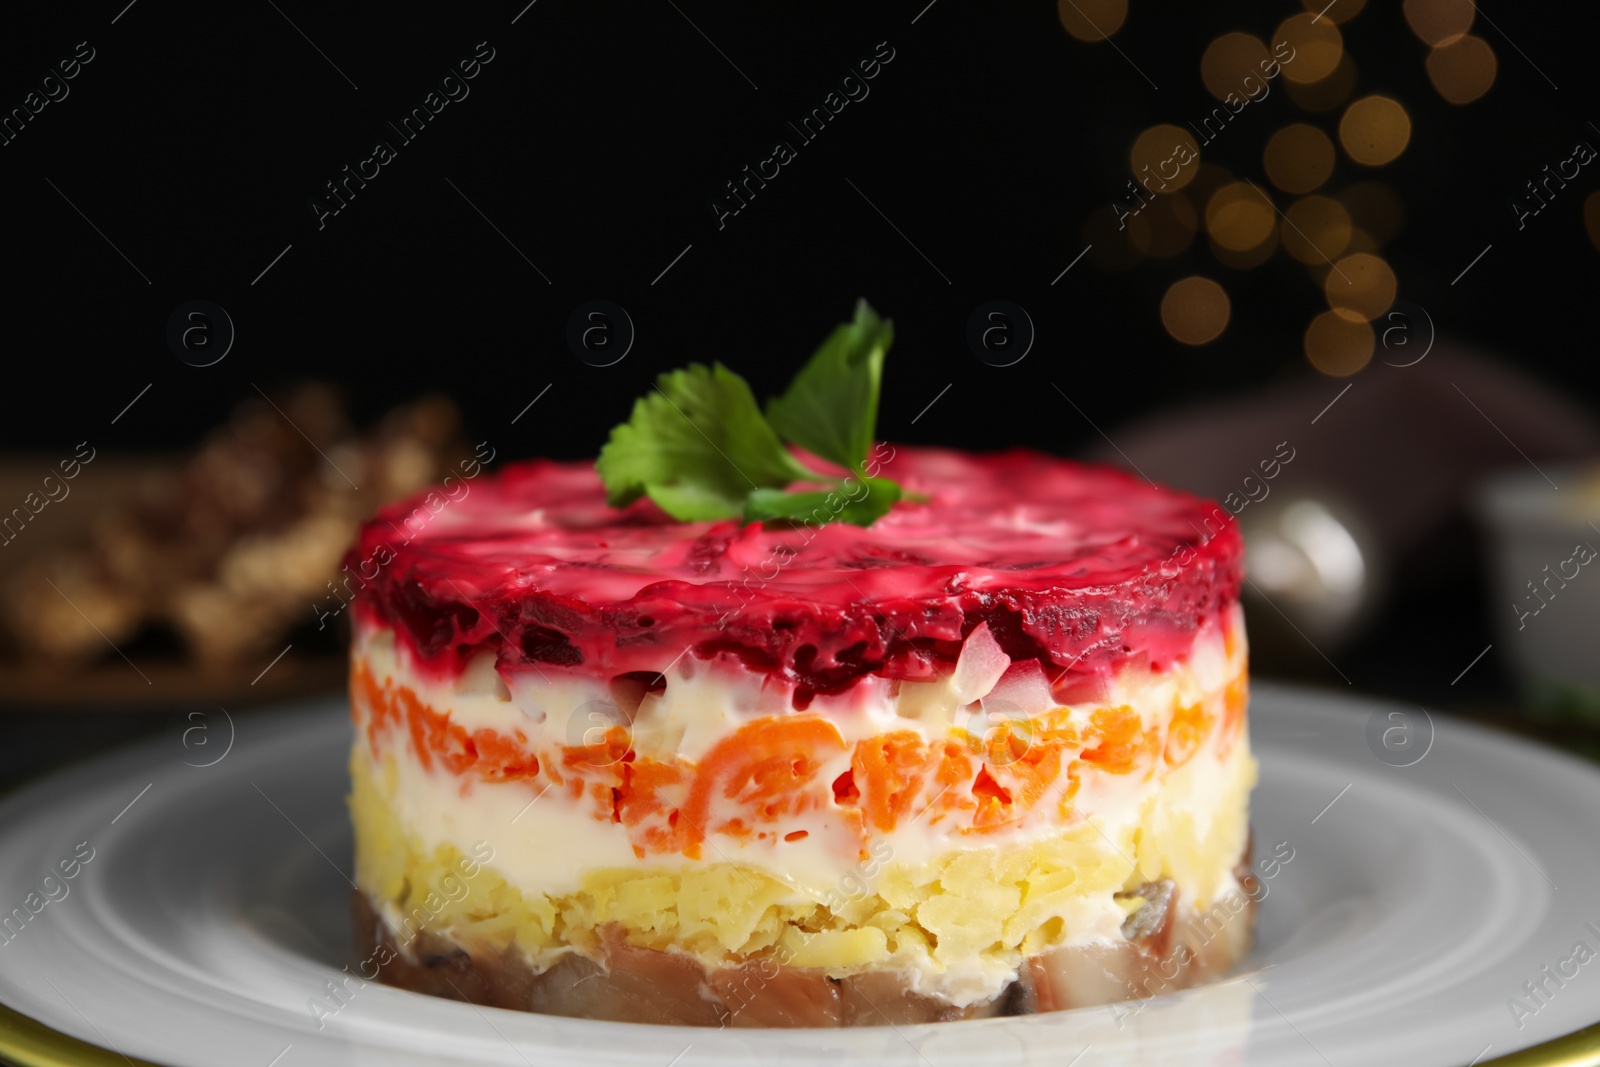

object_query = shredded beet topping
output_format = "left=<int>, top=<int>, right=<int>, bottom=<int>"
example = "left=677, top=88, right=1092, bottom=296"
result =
left=346, top=447, right=1242, bottom=695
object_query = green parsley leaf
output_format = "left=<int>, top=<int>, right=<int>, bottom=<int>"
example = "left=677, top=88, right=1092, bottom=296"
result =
left=596, top=362, right=815, bottom=519
left=644, top=483, right=748, bottom=522
left=595, top=304, right=906, bottom=528
left=765, top=299, right=892, bottom=473
left=743, top=477, right=902, bottom=528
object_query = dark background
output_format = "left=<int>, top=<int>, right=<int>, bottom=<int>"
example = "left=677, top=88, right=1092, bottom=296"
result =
left=0, top=0, right=1596, bottom=776
left=4, top=1, right=1594, bottom=451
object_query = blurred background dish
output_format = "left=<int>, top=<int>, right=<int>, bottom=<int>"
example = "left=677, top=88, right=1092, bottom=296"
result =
left=0, top=385, right=468, bottom=708
left=1477, top=464, right=1600, bottom=692
left=1478, top=465, right=1600, bottom=741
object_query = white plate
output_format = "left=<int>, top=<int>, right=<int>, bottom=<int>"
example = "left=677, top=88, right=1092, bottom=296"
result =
left=1, top=683, right=1598, bottom=1067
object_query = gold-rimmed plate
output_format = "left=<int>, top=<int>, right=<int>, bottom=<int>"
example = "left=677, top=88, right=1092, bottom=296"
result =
left=1, top=684, right=1598, bottom=1066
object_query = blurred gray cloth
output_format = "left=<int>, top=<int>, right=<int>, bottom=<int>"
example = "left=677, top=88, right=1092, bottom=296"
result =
left=1101, top=341, right=1600, bottom=561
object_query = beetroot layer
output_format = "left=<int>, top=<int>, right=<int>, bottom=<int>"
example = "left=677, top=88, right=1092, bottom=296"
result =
left=346, top=447, right=1241, bottom=700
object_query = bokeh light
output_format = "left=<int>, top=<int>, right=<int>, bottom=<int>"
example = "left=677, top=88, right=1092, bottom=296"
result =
left=1427, top=35, right=1497, bottom=104
left=1300, top=0, right=1367, bottom=23
left=1337, top=182, right=1404, bottom=243
left=1128, top=192, right=1198, bottom=257
left=1264, top=124, right=1337, bottom=194
left=1282, top=196, right=1353, bottom=264
left=1305, top=310, right=1375, bottom=376
left=1275, top=14, right=1344, bottom=84
left=1130, top=125, right=1202, bottom=194
left=1206, top=182, right=1277, bottom=251
left=1057, top=0, right=1129, bottom=41
left=1286, top=54, right=1357, bottom=112
left=1402, top=0, right=1474, bottom=47
left=1201, top=33, right=1272, bottom=101
left=1213, top=226, right=1280, bottom=269
left=1186, top=163, right=1236, bottom=211
left=1343, top=228, right=1381, bottom=256
left=1161, top=276, right=1232, bottom=345
left=1324, top=252, right=1397, bottom=322
left=1339, top=96, right=1411, bottom=166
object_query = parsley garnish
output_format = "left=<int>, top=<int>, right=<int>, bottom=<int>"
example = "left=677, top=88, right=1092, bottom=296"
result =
left=597, top=300, right=902, bottom=527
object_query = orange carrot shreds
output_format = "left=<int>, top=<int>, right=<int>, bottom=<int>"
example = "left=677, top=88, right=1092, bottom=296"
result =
left=959, top=732, right=1069, bottom=834
left=851, top=731, right=931, bottom=832
left=1056, top=762, right=1083, bottom=821
left=1218, top=676, right=1249, bottom=758
left=962, top=715, right=1036, bottom=768
left=587, top=781, right=616, bottom=821
left=679, top=716, right=848, bottom=860
left=935, top=738, right=973, bottom=784
left=970, top=766, right=1014, bottom=827
left=563, top=752, right=630, bottom=806
left=932, top=738, right=978, bottom=817
left=988, top=740, right=1065, bottom=811
left=470, top=728, right=541, bottom=780
left=617, top=758, right=688, bottom=825
left=561, top=725, right=631, bottom=774
left=1080, top=705, right=1160, bottom=775
left=355, top=660, right=549, bottom=785
left=615, top=757, right=691, bottom=854
left=1031, top=706, right=1081, bottom=746
left=541, top=758, right=565, bottom=786
left=1164, top=701, right=1214, bottom=769
left=716, top=817, right=756, bottom=842
left=353, top=662, right=391, bottom=747
left=386, top=672, right=477, bottom=777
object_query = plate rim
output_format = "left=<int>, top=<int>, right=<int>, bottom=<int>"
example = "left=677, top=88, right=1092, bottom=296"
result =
left=0, top=999, right=161, bottom=1067
left=2, top=973, right=1599, bottom=1067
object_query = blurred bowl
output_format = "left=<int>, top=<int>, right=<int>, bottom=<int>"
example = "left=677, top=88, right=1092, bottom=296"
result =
left=1477, top=464, right=1600, bottom=692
